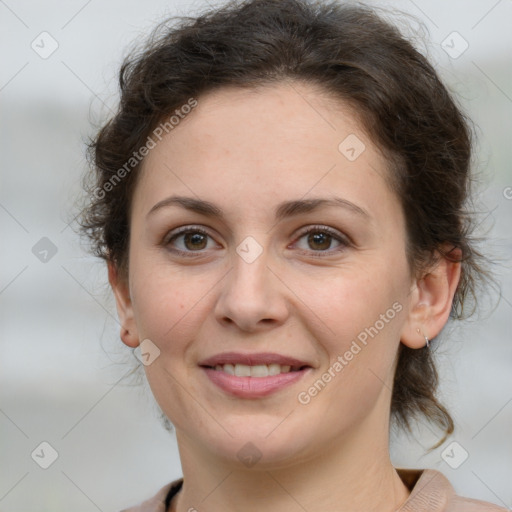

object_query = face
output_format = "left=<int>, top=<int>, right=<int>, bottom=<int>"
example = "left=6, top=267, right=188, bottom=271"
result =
left=116, top=82, right=423, bottom=468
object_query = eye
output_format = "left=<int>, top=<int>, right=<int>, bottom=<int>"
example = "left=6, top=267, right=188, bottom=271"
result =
left=163, top=224, right=350, bottom=257
left=164, top=226, right=218, bottom=255
left=292, top=225, right=350, bottom=256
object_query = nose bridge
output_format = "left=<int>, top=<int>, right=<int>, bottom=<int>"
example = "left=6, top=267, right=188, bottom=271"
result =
left=228, top=232, right=272, bottom=289
left=232, top=247, right=268, bottom=291
left=214, top=239, right=288, bottom=330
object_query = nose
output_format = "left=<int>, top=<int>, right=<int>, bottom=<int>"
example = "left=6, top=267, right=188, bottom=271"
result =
left=214, top=247, right=290, bottom=333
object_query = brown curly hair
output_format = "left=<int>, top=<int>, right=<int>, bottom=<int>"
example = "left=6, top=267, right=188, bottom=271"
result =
left=80, top=0, right=489, bottom=449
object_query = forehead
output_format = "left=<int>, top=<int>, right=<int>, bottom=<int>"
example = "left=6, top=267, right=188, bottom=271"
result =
left=151, top=82, right=370, bottom=162
left=134, top=81, right=395, bottom=217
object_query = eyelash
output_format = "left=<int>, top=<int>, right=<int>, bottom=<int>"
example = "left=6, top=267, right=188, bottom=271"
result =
left=163, top=224, right=351, bottom=258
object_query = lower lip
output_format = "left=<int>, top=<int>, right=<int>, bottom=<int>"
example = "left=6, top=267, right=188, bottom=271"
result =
left=201, top=367, right=310, bottom=398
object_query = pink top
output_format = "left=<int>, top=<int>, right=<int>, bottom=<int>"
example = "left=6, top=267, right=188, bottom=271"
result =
left=121, top=468, right=508, bottom=511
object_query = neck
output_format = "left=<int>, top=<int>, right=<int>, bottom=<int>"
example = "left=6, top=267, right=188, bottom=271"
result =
left=171, top=410, right=410, bottom=512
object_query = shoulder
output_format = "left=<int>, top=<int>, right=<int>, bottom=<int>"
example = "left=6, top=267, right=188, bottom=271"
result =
left=396, top=467, right=508, bottom=511
left=448, top=494, right=509, bottom=511
left=120, top=479, right=182, bottom=512
left=121, top=471, right=508, bottom=512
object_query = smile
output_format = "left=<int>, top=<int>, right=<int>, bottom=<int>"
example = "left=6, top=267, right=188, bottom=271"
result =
left=198, top=352, right=313, bottom=398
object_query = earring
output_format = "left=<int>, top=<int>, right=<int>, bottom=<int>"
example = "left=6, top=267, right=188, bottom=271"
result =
left=416, top=328, right=430, bottom=348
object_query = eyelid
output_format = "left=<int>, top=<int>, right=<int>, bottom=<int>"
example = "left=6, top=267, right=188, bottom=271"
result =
left=290, top=224, right=352, bottom=256
left=163, top=225, right=213, bottom=244
left=293, top=224, right=354, bottom=245
left=163, top=225, right=220, bottom=257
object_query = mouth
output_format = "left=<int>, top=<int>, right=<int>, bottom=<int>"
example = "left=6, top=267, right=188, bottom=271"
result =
left=198, top=352, right=313, bottom=398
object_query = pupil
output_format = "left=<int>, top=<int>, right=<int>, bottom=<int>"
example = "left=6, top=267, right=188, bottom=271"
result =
left=185, top=232, right=207, bottom=250
left=308, top=232, right=331, bottom=250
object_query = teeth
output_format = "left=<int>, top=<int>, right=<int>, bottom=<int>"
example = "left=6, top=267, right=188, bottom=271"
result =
left=213, top=363, right=295, bottom=377
left=251, top=365, right=269, bottom=377
left=223, top=363, right=235, bottom=375
left=234, top=364, right=251, bottom=377
left=268, top=363, right=281, bottom=376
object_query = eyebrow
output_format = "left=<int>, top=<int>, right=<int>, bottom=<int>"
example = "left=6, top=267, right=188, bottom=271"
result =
left=146, top=195, right=370, bottom=222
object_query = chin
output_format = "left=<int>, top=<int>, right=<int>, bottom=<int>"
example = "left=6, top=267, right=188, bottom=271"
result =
left=188, top=414, right=317, bottom=469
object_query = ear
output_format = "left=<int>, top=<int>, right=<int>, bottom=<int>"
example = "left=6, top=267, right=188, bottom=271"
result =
left=108, top=261, right=140, bottom=348
left=400, top=248, right=462, bottom=349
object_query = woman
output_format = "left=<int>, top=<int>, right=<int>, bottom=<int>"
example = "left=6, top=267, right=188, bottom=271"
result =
left=80, top=0, right=506, bottom=510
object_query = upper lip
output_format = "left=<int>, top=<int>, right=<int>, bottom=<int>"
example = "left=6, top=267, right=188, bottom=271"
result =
left=199, top=352, right=312, bottom=369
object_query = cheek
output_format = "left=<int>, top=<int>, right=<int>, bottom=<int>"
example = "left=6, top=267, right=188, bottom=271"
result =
left=295, top=263, right=407, bottom=395
left=129, top=260, right=210, bottom=348
left=298, top=262, right=406, bottom=337
left=128, top=264, right=215, bottom=427
left=297, top=274, right=404, bottom=426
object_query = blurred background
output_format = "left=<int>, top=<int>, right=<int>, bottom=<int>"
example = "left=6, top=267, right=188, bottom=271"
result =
left=0, top=0, right=511, bottom=510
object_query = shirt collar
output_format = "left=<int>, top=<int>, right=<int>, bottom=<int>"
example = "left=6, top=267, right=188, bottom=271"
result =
left=396, top=468, right=454, bottom=511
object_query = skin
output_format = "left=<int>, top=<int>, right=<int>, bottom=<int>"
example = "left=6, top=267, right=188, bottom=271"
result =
left=109, top=81, right=461, bottom=512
